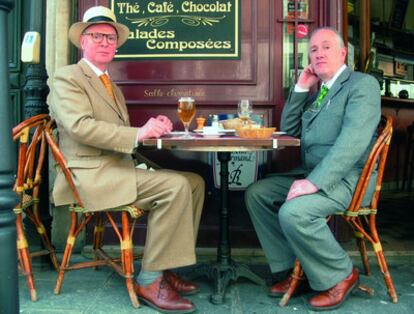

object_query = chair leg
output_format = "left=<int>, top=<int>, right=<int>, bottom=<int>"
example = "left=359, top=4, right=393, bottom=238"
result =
left=36, top=221, right=60, bottom=271
left=93, top=213, right=104, bottom=250
left=54, top=211, right=78, bottom=295
left=355, top=230, right=371, bottom=276
left=93, top=213, right=105, bottom=270
left=279, top=260, right=302, bottom=307
left=367, top=216, right=398, bottom=303
left=16, top=212, right=37, bottom=301
left=126, top=277, right=139, bottom=308
left=121, top=212, right=139, bottom=308
left=32, top=200, right=60, bottom=271
left=374, top=245, right=398, bottom=303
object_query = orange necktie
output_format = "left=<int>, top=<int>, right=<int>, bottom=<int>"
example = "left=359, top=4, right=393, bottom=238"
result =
left=99, top=74, right=116, bottom=102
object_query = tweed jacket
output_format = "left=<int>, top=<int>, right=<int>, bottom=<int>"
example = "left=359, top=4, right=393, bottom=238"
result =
left=281, top=66, right=381, bottom=207
left=48, top=60, right=139, bottom=210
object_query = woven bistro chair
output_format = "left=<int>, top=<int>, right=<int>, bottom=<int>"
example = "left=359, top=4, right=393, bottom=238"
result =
left=12, top=114, right=59, bottom=301
left=44, top=119, right=144, bottom=308
left=279, top=114, right=397, bottom=307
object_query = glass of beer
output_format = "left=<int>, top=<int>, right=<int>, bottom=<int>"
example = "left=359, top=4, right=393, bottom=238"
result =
left=177, top=97, right=196, bottom=138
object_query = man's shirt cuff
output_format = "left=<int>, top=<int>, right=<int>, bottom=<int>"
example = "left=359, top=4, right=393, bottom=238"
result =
left=294, top=84, right=309, bottom=93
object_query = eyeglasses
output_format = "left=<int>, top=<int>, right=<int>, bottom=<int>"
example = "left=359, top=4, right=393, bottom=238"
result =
left=82, top=32, right=118, bottom=45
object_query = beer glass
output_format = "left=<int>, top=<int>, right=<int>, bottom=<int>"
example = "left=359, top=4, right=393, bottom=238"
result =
left=237, top=99, right=252, bottom=125
left=177, top=97, right=196, bottom=138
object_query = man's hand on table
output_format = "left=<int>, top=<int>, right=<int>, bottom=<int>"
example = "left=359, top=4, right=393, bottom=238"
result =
left=286, top=179, right=319, bottom=201
left=137, top=115, right=173, bottom=142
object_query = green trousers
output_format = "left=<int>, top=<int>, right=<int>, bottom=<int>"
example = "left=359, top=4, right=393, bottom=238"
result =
left=245, top=174, right=353, bottom=291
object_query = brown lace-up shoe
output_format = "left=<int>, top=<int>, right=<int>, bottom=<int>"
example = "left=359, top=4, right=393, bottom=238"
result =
left=269, top=274, right=310, bottom=297
left=308, top=267, right=359, bottom=311
left=135, top=276, right=196, bottom=313
left=164, top=270, right=200, bottom=295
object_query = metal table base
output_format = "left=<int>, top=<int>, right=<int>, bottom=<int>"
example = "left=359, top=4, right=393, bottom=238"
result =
left=192, top=152, right=265, bottom=304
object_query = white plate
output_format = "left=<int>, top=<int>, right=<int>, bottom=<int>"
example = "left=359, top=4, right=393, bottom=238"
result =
left=273, top=131, right=286, bottom=135
left=201, top=132, right=226, bottom=137
left=169, top=131, right=187, bottom=135
left=200, top=134, right=224, bottom=138
left=194, top=129, right=234, bottom=134
left=193, top=130, right=226, bottom=137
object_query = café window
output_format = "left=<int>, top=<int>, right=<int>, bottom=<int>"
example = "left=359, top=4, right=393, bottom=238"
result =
left=347, top=0, right=414, bottom=98
left=279, top=0, right=317, bottom=97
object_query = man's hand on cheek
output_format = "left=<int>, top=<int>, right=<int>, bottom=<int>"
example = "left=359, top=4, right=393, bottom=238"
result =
left=297, top=65, right=320, bottom=90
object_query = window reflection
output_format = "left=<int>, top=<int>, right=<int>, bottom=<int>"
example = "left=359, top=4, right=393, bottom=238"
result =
left=282, top=0, right=311, bottom=97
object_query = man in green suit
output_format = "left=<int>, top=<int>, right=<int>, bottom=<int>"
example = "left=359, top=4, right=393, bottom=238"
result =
left=245, top=27, right=381, bottom=310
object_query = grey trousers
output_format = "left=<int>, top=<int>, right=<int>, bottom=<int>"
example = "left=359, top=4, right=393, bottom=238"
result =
left=245, top=174, right=353, bottom=291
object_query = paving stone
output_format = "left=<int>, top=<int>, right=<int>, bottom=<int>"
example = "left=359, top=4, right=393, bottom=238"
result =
left=18, top=192, right=414, bottom=313
left=18, top=255, right=414, bottom=314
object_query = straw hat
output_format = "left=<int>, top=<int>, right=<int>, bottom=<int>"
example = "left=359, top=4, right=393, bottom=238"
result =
left=69, top=6, right=129, bottom=48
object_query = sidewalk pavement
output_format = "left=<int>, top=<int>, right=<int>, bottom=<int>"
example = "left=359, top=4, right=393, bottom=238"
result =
left=19, top=253, right=414, bottom=314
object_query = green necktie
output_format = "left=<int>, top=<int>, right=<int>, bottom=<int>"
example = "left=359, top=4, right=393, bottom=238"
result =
left=315, top=85, right=329, bottom=109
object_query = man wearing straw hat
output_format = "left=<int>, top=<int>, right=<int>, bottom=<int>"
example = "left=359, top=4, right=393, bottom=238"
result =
left=48, top=6, right=203, bottom=313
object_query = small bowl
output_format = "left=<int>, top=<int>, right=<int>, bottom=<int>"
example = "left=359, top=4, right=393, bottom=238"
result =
left=236, top=127, right=276, bottom=139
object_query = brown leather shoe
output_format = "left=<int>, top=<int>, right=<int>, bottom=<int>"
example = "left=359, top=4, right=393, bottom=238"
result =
left=308, top=267, right=359, bottom=311
left=164, top=270, right=200, bottom=295
left=135, top=276, right=196, bottom=313
left=269, top=274, right=310, bottom=297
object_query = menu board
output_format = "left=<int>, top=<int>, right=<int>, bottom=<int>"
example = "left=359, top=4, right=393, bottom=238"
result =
left=111, top=0, right=240, bottom=60
left=213, top=152, right=261, bottom=191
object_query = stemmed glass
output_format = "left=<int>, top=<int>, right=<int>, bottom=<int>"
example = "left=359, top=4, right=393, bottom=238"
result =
left=177, top=97, right=196, bottom=138
left=238, top=99, right=252, bottom=125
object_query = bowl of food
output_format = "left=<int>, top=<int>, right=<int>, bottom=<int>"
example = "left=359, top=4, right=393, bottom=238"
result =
left=219, top=118, right=252, bottom=130
left=235, top=126, right=276, bottom=139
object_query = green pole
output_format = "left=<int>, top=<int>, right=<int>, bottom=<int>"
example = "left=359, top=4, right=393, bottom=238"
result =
left=0, top=1, right=19, bottom=313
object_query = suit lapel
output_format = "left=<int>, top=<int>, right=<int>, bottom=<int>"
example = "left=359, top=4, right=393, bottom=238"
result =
left=322, top=67, right=352, bottom=108
left=78, top=60, right=125, bottom=122
left=113, top=85, right=130, bottom=123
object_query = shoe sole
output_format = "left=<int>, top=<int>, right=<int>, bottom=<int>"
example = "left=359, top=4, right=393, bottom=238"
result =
left=268, top=289, right=309, bottom=298
left=268, top=291, right=285, bottom=297
left=138, top=296, right=196, bottom=314
left=308, top=278, right=360, bottom=311
left=268, top=283, right=310, bottom=298
left=180, top=288, right=200, bottom=296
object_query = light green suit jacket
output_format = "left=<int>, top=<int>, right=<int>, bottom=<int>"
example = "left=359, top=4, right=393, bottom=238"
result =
left=281, top=67, right=381, bottom=208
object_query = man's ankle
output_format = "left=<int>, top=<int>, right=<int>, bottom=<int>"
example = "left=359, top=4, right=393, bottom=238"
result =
left=271, top=268, right=292, bottom=283
left=136, top=269, right=162, bottom=286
